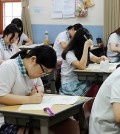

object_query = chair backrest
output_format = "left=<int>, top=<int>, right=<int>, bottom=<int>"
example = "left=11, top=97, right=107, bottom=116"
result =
left=82, top=98, right=95, bottom=134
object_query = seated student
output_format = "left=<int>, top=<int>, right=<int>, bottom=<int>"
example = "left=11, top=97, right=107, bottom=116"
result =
left=60, top=27, right=108, bottom=96
left=53, top=23, right=83, bottom=62
left=0, top=45, right=80, bottom=134
left=89, top=65, right=120, bottom=134
left=0, top=23, right=20, bottom=64
left=107, top=27, right=120, bottom=62
left=53, top=23, right=83, bottom=93
left=11, top=18, right=33, bottom=46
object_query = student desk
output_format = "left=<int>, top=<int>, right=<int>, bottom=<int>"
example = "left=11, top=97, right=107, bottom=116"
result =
left=74, top=63, right=118, bottom=81
left=0, top=97, right=88, bottom=134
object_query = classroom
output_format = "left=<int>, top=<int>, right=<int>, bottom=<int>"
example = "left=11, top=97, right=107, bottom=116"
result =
left=0, top=0, right=120, bottom=134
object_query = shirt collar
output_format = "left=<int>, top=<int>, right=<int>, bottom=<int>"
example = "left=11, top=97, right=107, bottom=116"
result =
left=17, top=55, right=27, bottom=77
left=0, top=37, right=12, bottom=51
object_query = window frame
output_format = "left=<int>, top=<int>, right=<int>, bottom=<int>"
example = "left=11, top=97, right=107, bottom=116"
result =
left=0, top=0, right=21, bottom=34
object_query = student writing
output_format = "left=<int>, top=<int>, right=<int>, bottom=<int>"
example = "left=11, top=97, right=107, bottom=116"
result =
left=60, top=27, right=108, bottom=96
left=0, top=45, right=80, bottom=134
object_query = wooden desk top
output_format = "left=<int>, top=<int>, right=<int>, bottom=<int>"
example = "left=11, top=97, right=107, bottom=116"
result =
left=0, top=96, right=88, bottom=117
left=74, top=63, right=119, bottom=73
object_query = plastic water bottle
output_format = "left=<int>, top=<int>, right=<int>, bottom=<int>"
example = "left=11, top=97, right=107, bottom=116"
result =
left=44, top=31, right=49, bottom=45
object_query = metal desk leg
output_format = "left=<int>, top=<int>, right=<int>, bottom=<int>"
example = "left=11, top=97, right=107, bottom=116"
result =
left=78, top=107, right=86, bottom=134
left=40, top=119, right=49, bottom=134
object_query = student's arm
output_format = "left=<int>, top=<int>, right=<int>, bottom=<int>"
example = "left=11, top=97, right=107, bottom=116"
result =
left=72, top=39, right=92, bottom=70
left=25, top=38, right=33, bottom=46
left=112, top=103, right=120, bottom=123
left=90, top=55, right=109, bottom=63
left=22, top=33, right=33, bottom=46
left=110, top=43, right=120, bottom=53
left=60, top=41, right=68, bottom=49
left=0, top=93, right=43, bottom=105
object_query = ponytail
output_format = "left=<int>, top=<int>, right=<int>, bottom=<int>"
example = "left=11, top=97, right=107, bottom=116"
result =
left=11, top=45, right=57, bottom=69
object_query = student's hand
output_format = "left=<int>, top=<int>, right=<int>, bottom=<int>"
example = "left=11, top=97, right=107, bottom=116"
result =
left=29, top=93, right=44, bottom=103
left=84, top=39, right=93, bottom=48
left=99, top=56, right=110, bottom=62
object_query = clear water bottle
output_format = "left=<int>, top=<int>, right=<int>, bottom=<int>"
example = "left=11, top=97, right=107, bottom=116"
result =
left=44, top=31, right=49, bottom=45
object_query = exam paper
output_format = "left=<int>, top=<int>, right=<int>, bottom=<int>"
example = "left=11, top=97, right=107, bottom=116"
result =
left=86, top=63, right=119, bottom=71
left=18, top=103, right=53, bottom=111
left=18, top=95, right=79, bottom=111
left=42, top=95, right=79, bottom=105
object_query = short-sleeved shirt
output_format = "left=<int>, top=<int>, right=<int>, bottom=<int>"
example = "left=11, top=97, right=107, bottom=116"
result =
left=61, top=51, right=94, bottom=84
left=89, top=67, right=120, bottom=134
left=53, top=30, right=70, bottom=61
left=0, top=57, right=43, bottom=124
left=0, top=38, right=18, bottom=60
left=18, top=33, right=29, bottom=46
left=107, top=33, right=120, bottom=62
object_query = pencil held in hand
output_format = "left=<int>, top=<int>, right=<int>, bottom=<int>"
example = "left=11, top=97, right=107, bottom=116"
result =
left=34, top=85, right=38, bottom=93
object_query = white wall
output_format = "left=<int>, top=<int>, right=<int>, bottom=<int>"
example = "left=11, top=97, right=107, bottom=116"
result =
left=29, top=0, right=104, bottom=26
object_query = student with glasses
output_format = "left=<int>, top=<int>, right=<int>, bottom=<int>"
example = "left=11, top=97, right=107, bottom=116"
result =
left=0, top=45, right=80, bottom=134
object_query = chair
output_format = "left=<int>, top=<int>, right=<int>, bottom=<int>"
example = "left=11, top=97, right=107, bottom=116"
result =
left=82, top=98, right=95, bottom=134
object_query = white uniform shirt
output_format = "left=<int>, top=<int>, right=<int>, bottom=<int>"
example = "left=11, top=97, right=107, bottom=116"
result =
left=107, top=33, right=120, bottom=62
left=61, top=51, right=94, bottom=84
left=18, top=33, right=28, bottom=46
left=0, top=38, right=18, bottom=60
left=0, top=59, right=43, bottom=124
left=89, top=67, right=120, bottom=134
left=53, top=30, right=70, bottom=61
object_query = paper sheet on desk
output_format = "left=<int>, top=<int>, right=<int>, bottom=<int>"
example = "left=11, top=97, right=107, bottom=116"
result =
left=18, top=95, right=79, bottom=111
left=42, top=95, right=79, bottom=105
left=86, top=63, right=119, bottom=71
left=18, top=103, right=53, bottom=111
left=19, top=43, right=44, bottom=49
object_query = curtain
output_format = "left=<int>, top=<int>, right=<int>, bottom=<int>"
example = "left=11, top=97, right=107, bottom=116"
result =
left=21, top=0, right=33, bottom=40
left=104, top=0, right=120, bottom=46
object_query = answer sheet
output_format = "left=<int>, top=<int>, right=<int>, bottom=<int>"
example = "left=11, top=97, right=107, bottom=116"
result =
left=18, top=95, right=80, bottom=111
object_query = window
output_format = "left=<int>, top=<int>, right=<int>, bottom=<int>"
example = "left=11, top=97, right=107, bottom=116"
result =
left=0, top=0, right=21, bottom=34
left=3, top=2, right=21, bottom=29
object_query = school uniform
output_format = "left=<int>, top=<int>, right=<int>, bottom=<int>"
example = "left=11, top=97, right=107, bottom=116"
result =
left=89, top=67, right=120, bottom=134
left=18, top=33, right=29, bottom=46
left=60, top=50, right=93, bottom=96
left=53, top=30, right=70, bottom=61
left=0, top=55, right=43, bottom=133
left=0, top=38, right=18, bottom=60
left=107, top=33, right=120, bottom=62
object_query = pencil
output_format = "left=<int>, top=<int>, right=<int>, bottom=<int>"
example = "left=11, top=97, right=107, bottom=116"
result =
left=34, top=85, right=38, bottom=93
left=84, top=35, right=88, bottom=40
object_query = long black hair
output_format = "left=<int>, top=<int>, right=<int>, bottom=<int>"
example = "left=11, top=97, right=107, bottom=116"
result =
left=2, top=23, right=20, bottom=43
left=11, top=45, right=57, bottom=69
left=11, top=18, right=23, bottom=37
left=62, top=27, right=92, bottom=65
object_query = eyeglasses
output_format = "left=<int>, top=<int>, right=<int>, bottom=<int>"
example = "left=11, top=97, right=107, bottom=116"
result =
left=39, top=64, right=51, bottom=76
